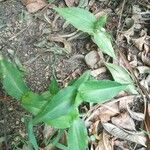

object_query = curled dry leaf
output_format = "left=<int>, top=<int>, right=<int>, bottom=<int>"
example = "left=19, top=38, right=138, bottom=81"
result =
left=43, top=125, right=55, bottom=139
left=132, top=33, right=149, bottom=51
left=102, top=122, right=147, bottom=146
left=49, top=36, right=72, bottom=54
left=114, top=140, right=130, bottom=150
left=111, top=112, right=136, bottom=131
left=64, top=0, right=77, bottom=7
left=126, top=101, right=145, bottom=121
left=96, top=131, right=113, bottom=150
left=91, top=67, right=107, bottom=77
left=137, top=66, right=150, bottom=74
left=22, top=0, right=47, bottom=13
left=87, top=102, right=119, bottom=124
left=118, top=95, right=135, bottom=110
left=99, top=102, right=120, bottom=123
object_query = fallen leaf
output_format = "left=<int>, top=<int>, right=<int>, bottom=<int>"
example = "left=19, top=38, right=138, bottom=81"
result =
left=22, top=0, right=47, bottom=13
left=127, top=102, right=145, bottom=121
left=96, top=131, right=113, bottom=150
left=99, top=102, right=120, bottom=123
left=43, top=125, right=55, bottom=139
left=114, top=140, right=130, bottom=150
left=137, top=66, right=150, bottom=74
left=91, top=67, right=107, bottom=77
left=111, top=112, right=136, bottom=131
left=64, top=0, right=76, bottom=7
left=119, top=95, right=135, bottom=110
left=102, top=122, right=146, bottom=146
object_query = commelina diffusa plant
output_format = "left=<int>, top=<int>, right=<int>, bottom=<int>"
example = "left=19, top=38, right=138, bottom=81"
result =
left=0, top=7, right=137, bottom=150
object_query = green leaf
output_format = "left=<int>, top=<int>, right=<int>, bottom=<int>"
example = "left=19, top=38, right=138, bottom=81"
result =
left=54, top=7, right=96, bottom=34
left=93, top=31, right=116, bottom=59
left=21, top=92, right=48, bottom=115
left=94, top=15, right=107, bottom=29
left=27, top=118, right=38, bottom=150
left=49, top=78, right=60, bottom=95
left=78, top=80, right=127, bottom=103
left=72, top=71, right=91, bottom=88
left=67, top=118, right=88, bottom=150
left=46, top=107, right=79, bottom=129
left=33, top=86, right=77, bottom=124
left=0, top=56, right=29, bottom=100
left=105, top=63, right=137, bottom=94
left=41, top=91, right=52, bottom=101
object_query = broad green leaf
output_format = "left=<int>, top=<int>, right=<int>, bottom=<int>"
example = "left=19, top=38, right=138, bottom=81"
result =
left=54, top=7, right=96, bottom=34
left=49, top=78, right=60, bottom=95
left=72, top=71, right=91, bottom=88
left=0, top=56, right=29, bottom=100
left=41, top=91, right=52, bottom=101
left=105, top=63, right=137, bottom=94
left=67, top=118, right=88, bottom=150
left=21, top=92, right=48, bottom=115
left=93, top=31, right=116, bottom=59
left=75, top=93, right=83, bottom=107
left=94, top=15, right=107, bottom=30
left=78, top=80, right=127, bottom=103
left=46, top=107, right=79, bottom=129
left=33, top=86, right=77, bottom=124
left=27, top=118, right=38, bottom=150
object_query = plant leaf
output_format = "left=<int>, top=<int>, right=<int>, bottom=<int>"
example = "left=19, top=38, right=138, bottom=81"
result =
left=46, top=107, right=79, bottom=129
left=54, top=7, right=96, bottom=34
left=21, top=92, right=48, bottom=115
left=72, top=71, right=91, bottom=88
left=49, top=78, right=60, bottom=95
left=78, top=80, right=127, bottom=103
left=33, top=86, right=77, bottom=124
left=67, top=118, right=88, bottom=150
left=93, top=31, right=116, bottom=59
left=0, top=56, right=29, bottom=100
left=41, top=91, right=52, bottom=101
left=105, top=63, right=137, bottom=94
left=94, top=15, right=107, bottom=29
left=26, top=118, right=38, bottom=150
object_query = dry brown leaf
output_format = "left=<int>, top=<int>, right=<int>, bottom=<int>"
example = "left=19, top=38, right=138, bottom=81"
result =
left=119, top=95, right=135, bottom=110
left=99, top=102, right=120, bottom=123
left=64, top=0, right=76, bottom=7
left=96, top=131, right=113, bottom=150
left=102, top=122, right=147, bottom=146
left=22, top=0, right=47, bottom=13
left=114, top=140, right=130, bottom=150
left=132, top=33, right=148, bottom=51
left=137, top=66, right=150, bottom=74
left=126, top=103, right=145, bottom=121
left=43, top=125, right=55, bottom=139
left=85, top=102, right=119, bottom=127
left=91, top=67, right=107, bottom=77
left=111, top=112, right=136, bottom=131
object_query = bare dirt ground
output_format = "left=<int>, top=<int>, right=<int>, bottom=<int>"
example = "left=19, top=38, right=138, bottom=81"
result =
left=0, top=0, right=150, bottom=149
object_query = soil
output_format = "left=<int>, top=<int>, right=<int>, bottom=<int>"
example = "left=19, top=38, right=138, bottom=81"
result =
left=0, top=0, right=149, bottom=149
